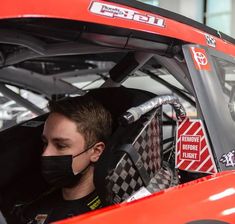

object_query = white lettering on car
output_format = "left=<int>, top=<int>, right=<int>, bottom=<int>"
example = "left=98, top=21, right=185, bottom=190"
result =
left=89, top=2, right=165, bottom=28
left=220, top=150, right=235, bottom=167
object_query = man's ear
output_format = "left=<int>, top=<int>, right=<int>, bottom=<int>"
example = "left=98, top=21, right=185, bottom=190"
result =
left=90, top=142, right=105, bottom=162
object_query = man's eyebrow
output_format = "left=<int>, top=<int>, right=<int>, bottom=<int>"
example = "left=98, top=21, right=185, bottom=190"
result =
left=41, top=135, right=71, bottom=142
left=52, top=137, right=72, bottom=142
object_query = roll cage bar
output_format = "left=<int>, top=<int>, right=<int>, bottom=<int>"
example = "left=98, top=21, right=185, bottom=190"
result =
left=0, top=18, right=195, bottom=121
left=0, top=18, right=193, bottom=95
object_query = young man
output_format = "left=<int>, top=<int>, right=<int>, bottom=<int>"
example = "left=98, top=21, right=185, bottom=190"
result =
left=19, top=95, right=112, bottom=224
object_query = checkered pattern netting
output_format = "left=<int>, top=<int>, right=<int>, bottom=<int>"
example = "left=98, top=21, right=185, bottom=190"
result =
left=133, top=117, right=161, bottom=179
left=108, top=154, right=144, bottom=203
left=106, top=115, right=162, bottom=204
left=146, top=163, right=177, bottom=193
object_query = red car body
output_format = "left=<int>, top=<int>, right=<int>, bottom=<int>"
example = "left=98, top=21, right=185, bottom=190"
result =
left=57, top=171, right=235, bottom=224
left=1, top=0, right=235, bottom=56
left=1, top=1, right=235, bottom=223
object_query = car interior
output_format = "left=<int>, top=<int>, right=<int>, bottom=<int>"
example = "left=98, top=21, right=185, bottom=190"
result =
left=0, top=86, right=183, bottom=223
left=0, top=18, right=204, bottom=223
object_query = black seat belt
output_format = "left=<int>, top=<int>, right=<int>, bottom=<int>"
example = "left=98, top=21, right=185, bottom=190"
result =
left=118, top=144, right=151, bottom=186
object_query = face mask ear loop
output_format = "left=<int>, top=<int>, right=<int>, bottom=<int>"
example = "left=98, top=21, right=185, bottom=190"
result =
left=73, top=142, right=97, bottom=159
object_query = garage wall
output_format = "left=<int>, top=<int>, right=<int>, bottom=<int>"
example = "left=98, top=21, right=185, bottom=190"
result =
left=158, top=0, right=204, bottom=23
left=140, top=0, right=235, bottom=38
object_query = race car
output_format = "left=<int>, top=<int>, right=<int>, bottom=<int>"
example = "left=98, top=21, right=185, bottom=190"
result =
left=0, top=0, right=235, bottom=223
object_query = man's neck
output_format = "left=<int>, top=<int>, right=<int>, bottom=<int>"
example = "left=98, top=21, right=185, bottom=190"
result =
left=62, top=167, right=95, bottom=200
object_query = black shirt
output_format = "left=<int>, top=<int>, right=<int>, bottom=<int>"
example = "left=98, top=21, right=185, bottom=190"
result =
left=18, top=190, right=102, bottom=224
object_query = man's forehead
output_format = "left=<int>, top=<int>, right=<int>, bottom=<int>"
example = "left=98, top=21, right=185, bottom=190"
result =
left=43, top=114, right=85, bottom=142
left=44, top=113, right=77, bottom=130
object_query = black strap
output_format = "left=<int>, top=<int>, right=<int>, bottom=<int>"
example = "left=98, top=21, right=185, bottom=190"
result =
left=118, top=144, right=151, bottom=186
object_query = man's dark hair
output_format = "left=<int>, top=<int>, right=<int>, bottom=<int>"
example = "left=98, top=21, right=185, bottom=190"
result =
left=48, top=95, right=112, bottom=147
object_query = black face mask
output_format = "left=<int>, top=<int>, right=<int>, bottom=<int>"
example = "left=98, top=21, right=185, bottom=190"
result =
left=41, top=146, right=93, bottom=188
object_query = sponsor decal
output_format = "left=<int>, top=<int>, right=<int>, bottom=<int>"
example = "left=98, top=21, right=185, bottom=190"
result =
left=176, top=118, right=217, bottom=174
left=219, top=150, right=235, bottom=167
left=190, top=47, right=211, bottom=71
left=87, top=195, right=102, bottom=210
left=34, top=214, right=48, bottom=224
left=205, top=34, right=216, bottom=48
left=89, top=1, right=165, bottom=28
left=126, top=187, right=151, bottom=202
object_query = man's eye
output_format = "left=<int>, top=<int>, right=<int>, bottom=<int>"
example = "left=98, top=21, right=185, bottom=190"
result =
left=42, top=141, right=48, bottom=147
left=56, top=143, right=68, bottom=150
left=41, top=141, right=48, bottom=153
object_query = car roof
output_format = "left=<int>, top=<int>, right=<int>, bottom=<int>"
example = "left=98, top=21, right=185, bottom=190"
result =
left=0, top=0, right=235, bottom=57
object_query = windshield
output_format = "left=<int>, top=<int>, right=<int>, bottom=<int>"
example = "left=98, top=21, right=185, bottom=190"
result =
left=212, top=56, right=235, bottom=121
left=0, top=85, right=48, bottom=131
left=184, top=45, right=235, bottom=171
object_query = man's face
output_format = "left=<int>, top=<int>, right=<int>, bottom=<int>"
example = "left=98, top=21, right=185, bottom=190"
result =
left=42, top=112, right=91, bottom=174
